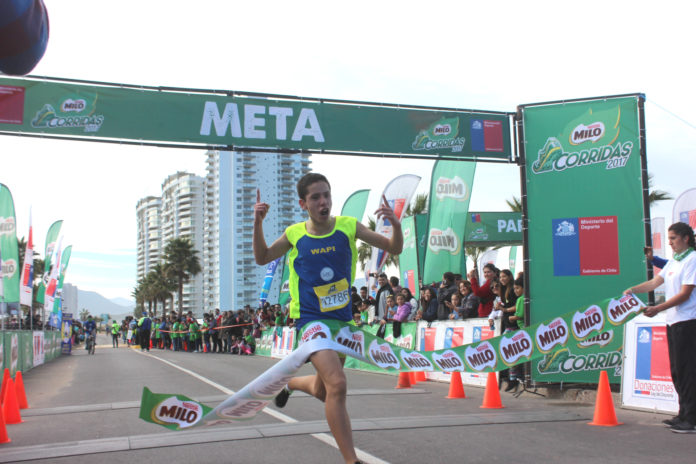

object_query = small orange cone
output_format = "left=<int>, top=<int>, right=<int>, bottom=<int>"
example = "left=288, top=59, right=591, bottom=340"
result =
left=415, top=371, right=427, bottom=383
left=409, top=371, right=418, bottom=384
left=14, top=372, right=28, bottom=409
left=395, top=371, right=412, bottom=389
left=0, top=407, right=11, bottom=444
left=203, top=342, right=208, bottom=353
left=480, top=372, right=504, bottom=409
left=1, top=379, right=22, bottom=424
left=588, top=370, right=623, bottom=426
left=446, top=371, right=466, bottom=399
left=0, top=369, right=10, bottom=405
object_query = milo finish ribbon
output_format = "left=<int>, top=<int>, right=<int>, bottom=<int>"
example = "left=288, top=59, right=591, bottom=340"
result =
left=139, top=293, right=645, bottom=430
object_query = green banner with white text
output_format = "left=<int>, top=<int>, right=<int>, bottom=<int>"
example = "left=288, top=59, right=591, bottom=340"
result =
left=521, top=95, right=648, bottom=383
left=0, top=77, right=511, bottom=160
left=464, top=212, right=522, bottom=246
left=0, top=184, right=19, bottom=304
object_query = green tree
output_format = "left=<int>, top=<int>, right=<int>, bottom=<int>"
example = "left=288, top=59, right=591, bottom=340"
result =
left=163, top=237, right=202, bottom=317
left=79, top=308, right=90, bottom=320
left=149, top=263, right=177, bottom=318
left=465, top=246, right=491, bottom=272
left=405, top=192, right=429, bottom=217
left=506, top=196, right=523, bottom=212
left=648, top=173, right=673, bottom=206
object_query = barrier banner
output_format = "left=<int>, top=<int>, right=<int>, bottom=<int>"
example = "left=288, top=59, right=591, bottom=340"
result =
left=140, top=293, right=645, bottom=430
left=521, top=95, right=648, bottom=383
left=0, top=76, right=512, bottom=160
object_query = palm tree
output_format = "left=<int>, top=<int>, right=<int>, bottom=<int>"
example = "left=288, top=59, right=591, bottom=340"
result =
left=132, top=278, right=147, bottom=315
left=79, top=309, right=90, bottom=320
left=163, top=237, right=201, bottom=317
left=150, top=263, right=177, bottom=318
left=357, top=217, right=399, bottom=271
left=405, top=192, right=429, bottom=217
left=506, top=196, right=523, bottom=212
left=648, top=173, right=673, bottom=206
left=465, top=246, right=491, bottom=272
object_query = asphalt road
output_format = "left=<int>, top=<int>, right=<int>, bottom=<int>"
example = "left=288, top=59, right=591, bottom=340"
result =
left=1, top=333, right=693, bottom=463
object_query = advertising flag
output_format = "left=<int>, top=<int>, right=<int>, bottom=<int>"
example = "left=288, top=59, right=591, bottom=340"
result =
left=651, top=217, right=665, bottom=265
left=259, top=257, right=281, bottom=307
left=37, top=219, right=62, bottom=304
left=672, top=188, right=696, bottom=229
left=20, top=209, right=34, bottom=307
left=0, top=183, right=19, bottom=303
left=508, top=246, right=518, bottom=276
left=522, top=95, right=647, bottom=383
left=365, top=175, right=421, bottom=294
left=53, top=245, right=72, bottom=313
left=340, top=189, right=370, bottom=221
left=422, top=160, right=476, bottom=284
left=398, top=216, right=420, bottom=298
left=43, top=236, right=62, bottom=317
left=277, top=254, right=291, bottom=306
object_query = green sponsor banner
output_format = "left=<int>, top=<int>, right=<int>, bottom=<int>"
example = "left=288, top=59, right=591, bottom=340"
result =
left=0, top=183, right=19, bottom=303
left=464, top=212, right=522, bottom=246
left=522, top=95, right=647, bottom=383
left=398, top=217, right=420, bottom=299
left=139, top=292, right=646, bottom=430
left=54, top=245, right=72, bottom=313
left=37, top=219, right=62, bottom=305
left=0, top=77, right=511, bottom=160
left=340, top=189, right=370, bottom=221
left=415, top=213, right=429, bottom=279
left=277, top=254, right=290, bottom=306
left=422, top=161, right=476, bottom=284
left=344, top=322, right=418, bottom=373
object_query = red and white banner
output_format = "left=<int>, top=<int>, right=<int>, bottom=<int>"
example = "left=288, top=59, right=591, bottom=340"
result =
left=672, top=188, right=696, bottom=229
left=19, top=209, right=34, bottom=307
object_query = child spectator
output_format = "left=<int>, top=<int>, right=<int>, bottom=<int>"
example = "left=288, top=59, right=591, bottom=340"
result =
left=488, top=281, right=503, bottom=330
left=505, top=277, right=526, bottom=392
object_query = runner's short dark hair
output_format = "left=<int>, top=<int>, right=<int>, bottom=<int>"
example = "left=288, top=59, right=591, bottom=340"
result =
left=297, top=173, right=330, bottom=200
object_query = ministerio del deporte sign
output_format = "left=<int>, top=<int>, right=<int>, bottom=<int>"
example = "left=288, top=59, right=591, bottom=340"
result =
left=0, top=76, right=512, bottom=161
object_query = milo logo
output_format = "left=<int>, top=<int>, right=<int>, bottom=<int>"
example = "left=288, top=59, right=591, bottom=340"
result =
left=431, top=350, right=465, bottom=372
left=0, top=216, right=15, bottom=235
left=335, top=326, right=365, bottom=358
left=60, top=98, right=87, bottom=112
left=499, top=330, right=533, bottom=366
left=300, top=322, right=330, bottom=344
left=578, top=330, right=614, bottom=349
left=569, top=121, right=604, bottom=145
left=220, top=398, right=269, bottom=419
left=399, top=350, right=433, bottom=371
left=435, top=176, right=469, bottom=201
left=428, top=227, right=461, bottom=255
left=248, top=373, right=294, bottom=399
left=464, top=341, right=496, bottom=371
left=607, top=295, right=644, bottom=325
left=412, top=117, right=466, bottom=153
left=1, top=258, right=17, bottom=279
left=571, top=305, right=604, bottom=340
left=535, top=317, right=569, bottom=353
left=153, top=397, right=203, bottom=429
left=368, top=339, right=400, bottom=370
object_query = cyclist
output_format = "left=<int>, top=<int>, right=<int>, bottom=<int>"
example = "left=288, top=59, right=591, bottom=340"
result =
left=84, top=316, right=97, bottom=352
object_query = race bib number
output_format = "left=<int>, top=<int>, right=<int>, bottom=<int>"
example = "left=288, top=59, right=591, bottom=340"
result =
left=314, top=278, right=350, bottom=312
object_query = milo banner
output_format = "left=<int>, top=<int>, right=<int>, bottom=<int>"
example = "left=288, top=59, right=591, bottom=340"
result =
left=464, top=212, right=522, bottom=246
left=0, top=76, right=511, bottom=161
left=398, top=216, right=420, bottom=298
left=521, top=95, right=648, bottom=383
left=344, top=322, right=417, bottom=374
left=422, top=160, right=476, bottom=284
left=0, top=183, right=19, bottom=304
left=140, top=293, right=645, bottom=430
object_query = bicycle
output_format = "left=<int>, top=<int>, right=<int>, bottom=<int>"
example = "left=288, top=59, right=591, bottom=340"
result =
left=86, top=332, right=96, bottom=355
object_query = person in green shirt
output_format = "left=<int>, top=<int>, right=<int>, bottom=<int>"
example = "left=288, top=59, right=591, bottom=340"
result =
left=201, top=316, right=211, bottom=353
left=111, top=320, right=120, bottom=348
left=506, top=277, right=526, bottom=392
left=240, top=328, right=256, bottom=355
left=189, top=319, right=201, bottom=352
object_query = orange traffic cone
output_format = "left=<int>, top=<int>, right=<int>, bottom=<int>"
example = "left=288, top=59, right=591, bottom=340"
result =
left=588, top=370, right=623, bottom=426
left=0, top=407, right=10, bottom=444
left=409, top=371, right=418, bottom=384
left=415, top=371, right=427, bottom=383
left=446, top=371, right=466, bottom=399
left=1, top=379, right=22, bottom=424
left=395, top=371, right=412, bottom=389
left=0, top=369, right=9, bottom=405
left=203, top=342, right=208, bottom=353
left=14, top=372, right=28, bottom=410
left=480, top=372, right=504, bottom=409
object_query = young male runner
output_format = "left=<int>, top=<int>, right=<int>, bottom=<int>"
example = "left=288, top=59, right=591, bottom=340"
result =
left=253, top=172, right=402, bottom=464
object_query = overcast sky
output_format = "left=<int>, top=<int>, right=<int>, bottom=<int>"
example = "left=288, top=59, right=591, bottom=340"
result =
left=1, top=0, right=694, bottom=301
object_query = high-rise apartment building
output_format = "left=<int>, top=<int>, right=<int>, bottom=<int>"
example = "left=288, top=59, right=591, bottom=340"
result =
left=203, top=150, right=310, bottom=311
left=137, top=151, right=310, bottom=316
left=136, top=196, right=162, bottom=282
